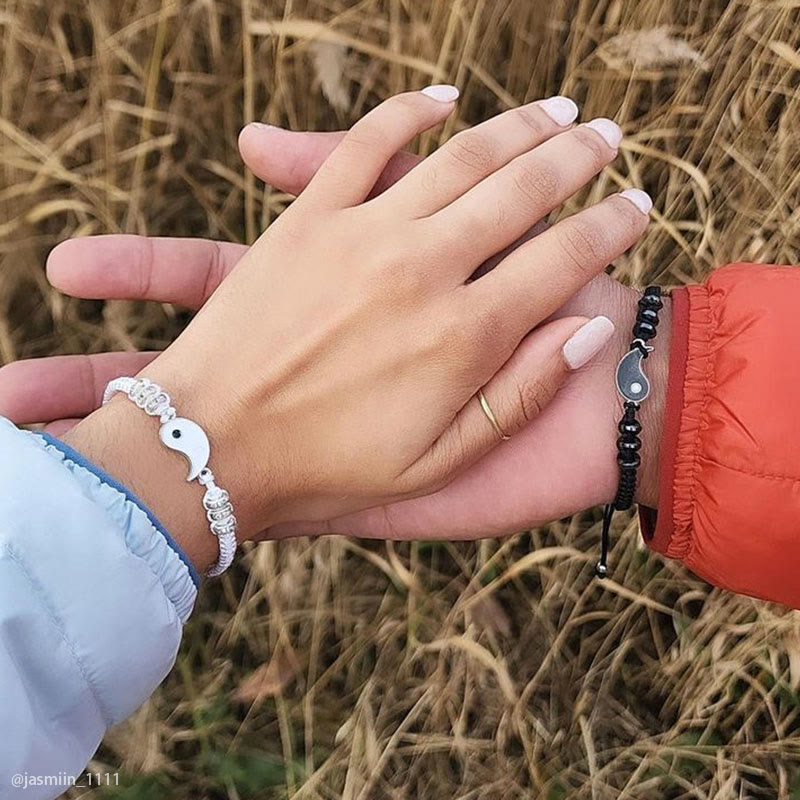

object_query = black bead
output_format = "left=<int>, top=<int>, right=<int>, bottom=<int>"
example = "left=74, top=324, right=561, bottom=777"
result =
left=640, top=287, right=663, bottom=308
left=638, top=304, right=662, bottom=317
left=639, top=307, right=660, bottom=325
left=618, top=419, right=642, bottom=435
left=618, top=452, right=641, bottom=468
left=639, top=293, right=663, bottom=308
left=618, top=438, right=642, bottom=452
left=633, top=321, right=657, bottom=340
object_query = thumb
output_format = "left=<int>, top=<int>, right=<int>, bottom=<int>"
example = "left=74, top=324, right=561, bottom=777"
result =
left=410, top=315, right=616, bottom=487
left=238, top=124, right=422, bottom=197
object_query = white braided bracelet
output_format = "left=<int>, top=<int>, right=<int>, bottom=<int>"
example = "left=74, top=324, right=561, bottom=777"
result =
left=102, top=376, right=237, bottom=577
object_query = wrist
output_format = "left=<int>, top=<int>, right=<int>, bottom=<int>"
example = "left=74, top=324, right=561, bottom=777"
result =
left=140, top=354, right=292, bottom=538
left=635, top=293, right=670, bottom=508
left=63, top=399, right=221, bottom=573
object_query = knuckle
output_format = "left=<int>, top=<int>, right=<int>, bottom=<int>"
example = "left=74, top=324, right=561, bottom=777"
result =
left=513, top=372, right=550, bottom=424
left=375, top=229, right=436, bottom=289
left=445, top=130, right=496, bottom=173
left=341, top=124, right=385, bottom=155
left=572, top=125, right=611, bottom=167
left=610, top=194, right=649, bottom=237
left=515, top=104, right=548, bottom=137
left=471, top=302, right=506, bottom=349
left=410, top=421, right=467, bottom=493
left=135, top=236, right=155, bottom=299
left=447, top=416, right=471, bottom=473
left=420, top=160, right=440, bottom=193
left=556, top=217, right=609, bottom=274
left=424, top=313, right=459, bottom=355
left=509, top=160, right=560, bottom=209
left=389, top=91, right=425, bottom=114
left=201, top=241, right=225, bottom=304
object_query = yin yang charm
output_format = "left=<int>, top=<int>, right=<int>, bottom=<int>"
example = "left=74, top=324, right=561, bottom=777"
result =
left=615, top=346, right=653, bottom=404
left=159, top=417, right=211, bottom=481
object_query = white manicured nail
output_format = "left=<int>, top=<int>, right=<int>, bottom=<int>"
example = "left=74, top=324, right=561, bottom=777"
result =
left=421, top=84, right=460, bottom=102
left=562, top=316, right=616, bottom=370
left=585, top=118, right=623, bottom=149
left=620, top=188, right=653, bottom=215
left=539, top=96, right=579, bottom=126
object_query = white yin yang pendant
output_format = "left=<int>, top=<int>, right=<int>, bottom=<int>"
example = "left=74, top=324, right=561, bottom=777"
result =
left=159, top=418, right=211, bottom=481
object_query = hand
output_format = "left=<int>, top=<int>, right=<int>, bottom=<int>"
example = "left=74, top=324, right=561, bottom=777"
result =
left=280, top=276, right=670, bottom=543
left=240, top=123, right=671, bottom=527
left=0, top=95, right=658, bottom=555
left=34, top=90, right=648, bottom=567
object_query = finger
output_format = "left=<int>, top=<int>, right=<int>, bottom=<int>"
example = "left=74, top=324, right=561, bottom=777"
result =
left=46, top=235, right=249, bottom=308
left=237, top=125, right=550, bottom=282
left=472, top=219, right=549, bottom=280
left=406, top=315, right=615, bottom=488
left=0, top=352, right=158, bottom=424
left=44, top=419, right=81, bottom=436
left=238, top=126, right=421, bottom=198
left=378, top=96, right=579, bottom=217
left=44, top=217, right=544, bottom=313
left=302, top=85, right=459, bottom=209
left=431, top=118, right=624, bottom=274
left=470, top=189, right=652, bottom=350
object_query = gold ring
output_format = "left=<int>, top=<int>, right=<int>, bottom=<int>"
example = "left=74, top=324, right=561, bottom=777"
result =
left=477, top=389, right=510, bottom=441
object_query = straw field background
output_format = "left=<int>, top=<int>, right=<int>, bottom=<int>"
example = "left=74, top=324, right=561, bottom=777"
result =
left=3, top=0, right=800, bottom=797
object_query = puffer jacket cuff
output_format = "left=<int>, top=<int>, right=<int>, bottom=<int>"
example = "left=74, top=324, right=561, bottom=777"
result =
left=641, top=263, right=800, bottom=608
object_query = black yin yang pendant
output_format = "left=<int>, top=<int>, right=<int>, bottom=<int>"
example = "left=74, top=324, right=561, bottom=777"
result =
left=615, top=344, right=653, bottom=404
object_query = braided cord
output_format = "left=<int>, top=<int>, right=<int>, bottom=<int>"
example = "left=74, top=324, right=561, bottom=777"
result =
left=597, top=287, right=663, bottom=578
left=103, top=377, right=237, bottom=577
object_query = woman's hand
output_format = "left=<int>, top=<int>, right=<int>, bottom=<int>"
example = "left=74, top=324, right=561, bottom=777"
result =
left=1, top=93, right=652, bottom=564
left=272, top=275, right=670, bottom=543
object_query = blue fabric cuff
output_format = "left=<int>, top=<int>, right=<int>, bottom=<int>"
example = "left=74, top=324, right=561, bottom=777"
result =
left=36, top=431, right=201, bottom=590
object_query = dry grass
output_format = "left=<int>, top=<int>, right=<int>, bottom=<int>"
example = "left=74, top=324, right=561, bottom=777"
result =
left=4, top=0, right=800, bottom=797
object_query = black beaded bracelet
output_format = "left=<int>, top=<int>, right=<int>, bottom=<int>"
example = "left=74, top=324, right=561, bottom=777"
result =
left=596, top=286, right=664, bottom=578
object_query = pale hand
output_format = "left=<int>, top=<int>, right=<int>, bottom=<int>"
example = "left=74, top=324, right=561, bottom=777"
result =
left=0, top=98, right=660, bottom=564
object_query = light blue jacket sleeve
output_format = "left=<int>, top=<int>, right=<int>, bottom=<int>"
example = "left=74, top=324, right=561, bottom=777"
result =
left=0, top=418, right=198, bottom=798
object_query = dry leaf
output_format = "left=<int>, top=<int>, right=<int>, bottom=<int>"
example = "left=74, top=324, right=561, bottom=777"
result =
left=234, top=648, right=301, bottom=703
left=421, top=636, right=517, bottom=703
left=465, top=585, right=512, bottom=637
left=599, top=28, right=708, bottom=70
left=786, top=629, right=800, bottom=690
left=102, top=702, right=169, bottom=774
left=770, top=40, right=800, bottom=70
left=311, top=40, right=350, bottom=112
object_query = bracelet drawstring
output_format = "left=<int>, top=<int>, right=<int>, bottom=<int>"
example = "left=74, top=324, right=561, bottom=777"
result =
left=596, top=503, right=614, bottom=578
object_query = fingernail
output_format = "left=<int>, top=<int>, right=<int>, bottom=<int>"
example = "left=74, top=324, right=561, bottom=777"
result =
left=421, top=84, right=460, bottom=103
left=539, top=96, right=579, bottom=126
left=584, top=118, right=623, bottom=149
left=246, top=121, right=273, bottom=130
left=562, top=316, right=616, bottom=370
left=619, top=188, right=653, bottom=215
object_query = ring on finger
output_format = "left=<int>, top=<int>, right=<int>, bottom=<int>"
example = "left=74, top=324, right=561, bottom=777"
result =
left=477, top=389, right=511, bottom=441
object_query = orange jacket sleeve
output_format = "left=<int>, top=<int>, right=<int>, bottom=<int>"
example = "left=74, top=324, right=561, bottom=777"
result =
left=642, top=263, right=800, bottom=608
